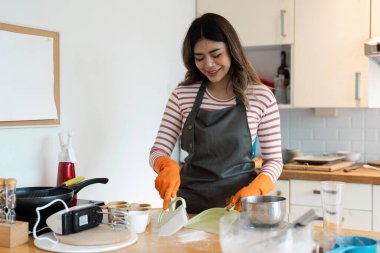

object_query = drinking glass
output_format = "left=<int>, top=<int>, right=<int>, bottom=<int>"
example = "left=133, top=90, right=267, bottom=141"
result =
left=320, top=181, right=345, bottom=235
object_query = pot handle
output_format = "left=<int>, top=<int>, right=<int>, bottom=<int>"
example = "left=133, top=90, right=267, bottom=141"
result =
left=325, top=245, right=354, bottom=253
left=69, top=178, right=109, bottom=194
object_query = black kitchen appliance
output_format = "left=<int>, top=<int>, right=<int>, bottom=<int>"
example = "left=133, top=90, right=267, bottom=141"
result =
left=17, top=199, right=105, bottom=234
left=15, top=177, right=108, bottom=235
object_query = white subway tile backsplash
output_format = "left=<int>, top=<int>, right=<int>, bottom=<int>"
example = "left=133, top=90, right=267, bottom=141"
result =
left=364, top=155, right=379, bottom=162
left=290, top=128, right=313, bottom=140
left=326, top=141, right=351, bottom=153
left=326, top=116, right=351, bottom=128
left=300, top=117, right=325, bottom=128
left=314, top=128, right=338, bottom=140
left=339, top=129, right=364, bottom=141
left=349, top=141, right=365, bottom=153
left=365, top=130, right=378, bottom=141
left=289, top=140, right=301, bottom=150
left=364, top=108, right=378, bottom=118
left=349, top=110, right=365, bottom=128
left=365, top=115, right=380, bottom=129
left=280, top=108, right=380, bottom=160
left=338, top=108, right=365, bottom=117
left=365, top=142, right=380, bottom=154
left=301, top=140, right=325, bottom=154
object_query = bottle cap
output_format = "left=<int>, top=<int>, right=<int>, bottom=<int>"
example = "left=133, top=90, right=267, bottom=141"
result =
left=5, top=178, right=17, bottom=187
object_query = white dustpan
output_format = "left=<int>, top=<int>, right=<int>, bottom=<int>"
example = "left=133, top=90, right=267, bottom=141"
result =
left=158, top=197, right=188, bottom=236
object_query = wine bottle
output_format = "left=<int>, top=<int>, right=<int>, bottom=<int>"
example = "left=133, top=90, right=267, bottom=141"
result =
left=277, top=51, right=290, bottom=103
left=277, top=51, right=290, bottom=87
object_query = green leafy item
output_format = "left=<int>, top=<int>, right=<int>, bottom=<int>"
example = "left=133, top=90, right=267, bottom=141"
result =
left=185, top=208, right=239, bottom=234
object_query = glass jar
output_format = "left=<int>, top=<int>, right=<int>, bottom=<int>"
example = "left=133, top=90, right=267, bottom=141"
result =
left=5, top=178, right=17, bottom=223
left=0, top=178, right=5, bottom=222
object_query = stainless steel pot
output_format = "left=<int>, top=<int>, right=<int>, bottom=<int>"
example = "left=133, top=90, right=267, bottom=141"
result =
left=240, top=195, right=286, bottom=226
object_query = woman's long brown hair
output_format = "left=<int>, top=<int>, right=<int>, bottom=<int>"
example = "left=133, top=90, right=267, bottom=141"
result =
left=181, top=13, right=261, bottom=107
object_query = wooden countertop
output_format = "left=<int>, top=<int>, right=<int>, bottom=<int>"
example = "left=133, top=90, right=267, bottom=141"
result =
left=279, top=167, right=380, bottom=184
left=3, top=226, right=220, bottom=253
left=3, top=225, right=380, bottom=253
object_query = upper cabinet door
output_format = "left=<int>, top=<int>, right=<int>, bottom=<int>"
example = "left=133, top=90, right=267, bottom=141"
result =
left=196, top=0, right=294, bottom=47
left=293, top=0, right=370, bottom=108
left=372, top=0, right=380, bottom=37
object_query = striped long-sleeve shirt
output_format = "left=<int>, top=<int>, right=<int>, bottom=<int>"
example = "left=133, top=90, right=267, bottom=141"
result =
left=149, top=82, right=283, bottom=183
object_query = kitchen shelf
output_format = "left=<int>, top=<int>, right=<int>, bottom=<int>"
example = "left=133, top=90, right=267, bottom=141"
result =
left=244, top=44, right=292, bottom=107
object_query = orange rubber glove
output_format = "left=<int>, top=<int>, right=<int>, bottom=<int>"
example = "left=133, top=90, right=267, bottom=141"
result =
left=154, top=156, right=180, bottom=210
left=227, top=174, right=274, bottom=212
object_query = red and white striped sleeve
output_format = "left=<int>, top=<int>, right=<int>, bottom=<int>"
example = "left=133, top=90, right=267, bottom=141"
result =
left=149, top=90, right=183, bottom=168
left=252, top=85, right=283, bottom=182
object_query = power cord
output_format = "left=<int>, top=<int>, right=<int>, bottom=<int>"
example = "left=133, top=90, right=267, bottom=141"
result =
left=32, top=199, right=69, bottom=244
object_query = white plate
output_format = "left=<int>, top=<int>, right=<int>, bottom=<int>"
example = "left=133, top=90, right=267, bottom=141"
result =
left=293, top=156, right=345, bottom=165
left=34, top=232, right=138, bottom=253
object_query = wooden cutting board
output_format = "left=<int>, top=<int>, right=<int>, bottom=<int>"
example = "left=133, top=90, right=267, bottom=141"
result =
left=284, top=161, right=353, bottom=172
left=368, top=161, right=380, bottom=167
left=57, top=224, right=132, bottom=246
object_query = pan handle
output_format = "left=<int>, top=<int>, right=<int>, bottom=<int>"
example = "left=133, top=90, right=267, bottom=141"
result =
left=69, top=178, right=109, bottom=194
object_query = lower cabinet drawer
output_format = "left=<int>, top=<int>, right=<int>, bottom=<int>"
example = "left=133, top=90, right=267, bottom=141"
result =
left=290, top=205, right=372, bottom=231
left=269, top=179, right=290, bottom=217
left=290, top=180, right=372, bottom=211
left=343, top=209, right=372, bottom=231
left=373, top=185, right=380, bottom=232
left=289, top=205, right=323, bottom=227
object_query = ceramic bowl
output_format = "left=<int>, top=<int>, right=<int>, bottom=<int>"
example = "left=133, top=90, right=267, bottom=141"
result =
left=336, top=151, right=360, bottom=162
left=127, top=211, right=149, bottom=234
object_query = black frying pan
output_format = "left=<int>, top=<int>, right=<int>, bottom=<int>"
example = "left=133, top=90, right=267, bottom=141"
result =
left=16, top=178, right=108, bottom=215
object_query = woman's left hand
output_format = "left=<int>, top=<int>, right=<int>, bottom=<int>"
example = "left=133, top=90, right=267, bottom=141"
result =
left=227, top=186, right=260, bottom=211
left=226, top=174, right=274, bottom=211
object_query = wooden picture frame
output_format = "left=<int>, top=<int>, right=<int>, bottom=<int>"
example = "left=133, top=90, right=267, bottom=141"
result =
left=0, top=22, right=60, bottom=127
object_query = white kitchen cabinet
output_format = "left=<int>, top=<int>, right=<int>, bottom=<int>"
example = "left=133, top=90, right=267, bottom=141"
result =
left=289, top=205, right=372, bottom=231
left=196, top=0, right=294, bottom=47
left=269, top=179, right=290, bottom=219
left=373, top=185, right=380, bottom=232
left=290, top=180, right=373, bottom=231
left=293, top=0, right=370, bottom=108
left=290, top=180, right=372, bottom=210
left=372, top=0, right=380, bottom=37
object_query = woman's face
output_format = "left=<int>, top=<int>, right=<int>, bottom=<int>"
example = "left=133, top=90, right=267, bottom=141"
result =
left=193, top=38, right=231, bottom=86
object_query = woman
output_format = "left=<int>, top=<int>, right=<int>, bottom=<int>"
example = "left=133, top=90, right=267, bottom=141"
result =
left=149, top=13, right=283, bottom=214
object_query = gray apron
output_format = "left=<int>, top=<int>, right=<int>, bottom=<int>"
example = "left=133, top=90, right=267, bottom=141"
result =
left=179, top=82, right=257, bottom=214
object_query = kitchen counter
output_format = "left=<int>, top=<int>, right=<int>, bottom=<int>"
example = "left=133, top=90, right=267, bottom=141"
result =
left=279, top=167, right=380, bottom=184
left=3, top=226, right=220, bottom=253
left=3, top=226, right=380, bottom=253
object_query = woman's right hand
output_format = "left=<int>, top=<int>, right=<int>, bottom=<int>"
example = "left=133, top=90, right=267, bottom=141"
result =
left=154, top=157, right=181, bottom=209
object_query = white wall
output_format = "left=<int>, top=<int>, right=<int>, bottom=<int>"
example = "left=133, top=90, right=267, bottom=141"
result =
left=0, top=0, right=195, bottom=207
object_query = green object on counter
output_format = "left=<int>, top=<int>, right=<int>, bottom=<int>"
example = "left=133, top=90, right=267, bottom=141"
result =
left=185, top=208, right=239, bottom=234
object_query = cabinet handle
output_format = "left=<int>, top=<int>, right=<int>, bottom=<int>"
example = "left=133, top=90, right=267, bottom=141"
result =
left=281, top=10, right=287, bottom=37
left=355, top=72, right=361, bottom=100
left=315, top=216, right=344, bottom=222
left=313, top=189, right=337, bottom=194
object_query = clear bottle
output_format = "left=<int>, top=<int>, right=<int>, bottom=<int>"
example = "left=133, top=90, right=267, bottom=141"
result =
left=5, top=178, right=17, bottom=223
left=274, top=75, right=286, bottom=104
left=0, top=178, right=5, bottom=222
left=277, top=51, right=290, bottom=103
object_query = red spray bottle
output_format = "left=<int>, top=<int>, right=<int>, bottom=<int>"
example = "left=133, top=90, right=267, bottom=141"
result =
left=57, top=131, right=77, bottom=205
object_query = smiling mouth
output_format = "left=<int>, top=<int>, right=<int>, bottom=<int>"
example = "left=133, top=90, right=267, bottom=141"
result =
left=207, top=69, right=220, bottom=77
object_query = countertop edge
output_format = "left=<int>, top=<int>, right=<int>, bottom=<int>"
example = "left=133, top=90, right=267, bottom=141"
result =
left=279, top=168, right=380, bottom=184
